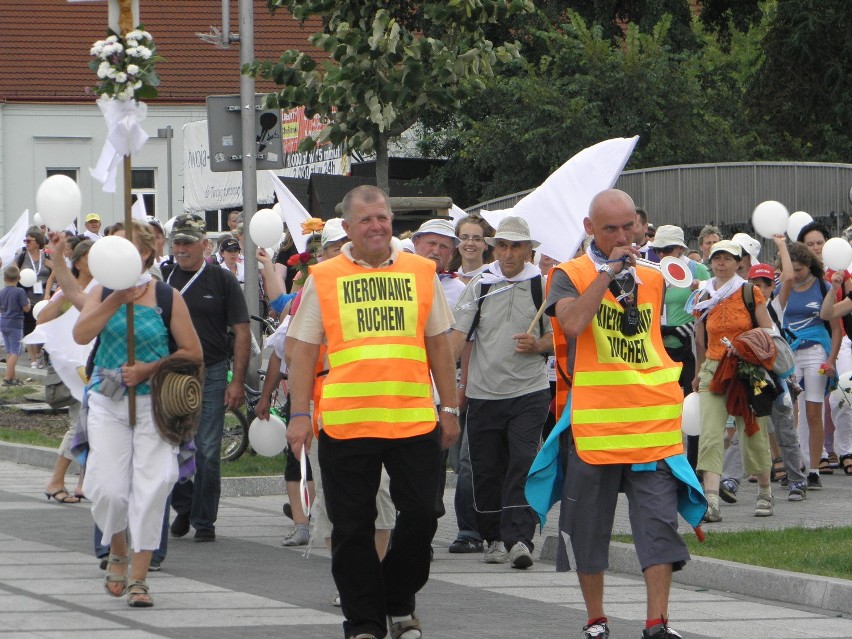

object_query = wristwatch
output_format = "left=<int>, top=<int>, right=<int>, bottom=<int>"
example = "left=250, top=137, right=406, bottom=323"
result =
left=597, top=262, right=617, bottom=280
left=441, top=406, right=461, bottom=417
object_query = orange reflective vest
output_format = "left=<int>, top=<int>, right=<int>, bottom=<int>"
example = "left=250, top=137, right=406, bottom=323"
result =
left=311, top=252, right=437, bottom=439
left=550, top=256, right=684, bottom=464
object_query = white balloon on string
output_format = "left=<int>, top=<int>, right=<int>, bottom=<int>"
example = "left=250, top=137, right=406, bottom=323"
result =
left=681, top=392, right=701, bottom=437
left=786, top=210, right=813, bottom=242
left=751, top=201, right=789, bottom=239
left=88, top=236, right=143, bottom=290
left=35, top=175, right=81, bottom=230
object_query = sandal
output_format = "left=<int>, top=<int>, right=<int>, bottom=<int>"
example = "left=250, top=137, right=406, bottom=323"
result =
left=126, top=579, right=154, bottom=607
left=827, top=451, right=840, bottom=469
left=103, top=555, right=129, bottom=597
left=43, top=488, right=80, bottom=504
left=841, top=454, right=852, bottom=476
left=819, top=457, right=834, bottom=475
left=388, top=613, right=421, bottom=639
left=770, top=458, right=787, bottom=483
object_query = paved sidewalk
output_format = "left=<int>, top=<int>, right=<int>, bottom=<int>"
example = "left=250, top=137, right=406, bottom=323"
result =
left=1, top=455, right=852, bottom=638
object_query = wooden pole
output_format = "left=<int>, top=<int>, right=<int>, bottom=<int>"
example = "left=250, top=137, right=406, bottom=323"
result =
left=124, top=156, right=136, bottom=426
left=116, top=0, right=137, bottom=425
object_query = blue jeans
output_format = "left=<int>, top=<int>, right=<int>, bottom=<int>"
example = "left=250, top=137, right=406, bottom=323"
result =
left=454, top=420, right=481, bottom=541
left=95, top=495, right=170, bottom=563
left=171, top=360, right=229, bottom=532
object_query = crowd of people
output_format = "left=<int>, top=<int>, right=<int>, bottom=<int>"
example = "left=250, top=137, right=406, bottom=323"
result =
left=4, top=184, right=852, bottom=639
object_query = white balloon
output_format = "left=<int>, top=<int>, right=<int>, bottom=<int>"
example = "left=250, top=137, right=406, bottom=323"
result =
left=751, top=200, right=789, bottom=239
left=681, top=392, right=701, bottom=437
left=249, top=208, right=284, bottom=249
left=31, top=299, right=50, bottom=321
left=822, top=237, right=852, bottom=272
left=35, top=175, right=81, bottom=230
left=18, top=268, right=37, bottom=288
left=271, top=202, right=285, bottom=222
left=33, top=212, right=44, bottom=227
left=248, top=414, right=288, bottom=456
left=833, top=370, right=852, bottom=406
left=787, top=210, right=813, bottom=242
left=88, top=236, right=143, bottom=290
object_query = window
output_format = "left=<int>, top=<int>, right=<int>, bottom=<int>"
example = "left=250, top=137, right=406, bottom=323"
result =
left=46, top=168, right=78, bottom=181
left=131, top=168, right=156, bottom=218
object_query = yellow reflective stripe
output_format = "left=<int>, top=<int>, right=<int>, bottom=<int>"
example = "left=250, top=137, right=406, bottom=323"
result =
left=573, top=367, right=682, bottom=387
left=575, top=429, right=683, bottom=451
left=323, top=381, right=432, bottom=399
left=328, top=344, right=427, bottom=368
left=573, top=403, right=682, bottom=424
left=322, top=407, right=437, bottom=426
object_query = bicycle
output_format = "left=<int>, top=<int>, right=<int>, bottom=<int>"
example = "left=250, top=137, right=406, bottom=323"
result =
left=220, top=315, right=287, bottom=462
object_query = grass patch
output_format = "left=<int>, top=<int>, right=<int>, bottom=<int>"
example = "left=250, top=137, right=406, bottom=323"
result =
left=0, top=385, right=41, bottom=400
left=613, top=527, right=852, bottom=580
left=220, top=451, right=286, bottom=477
left=0, top=427, right=63, bottom=448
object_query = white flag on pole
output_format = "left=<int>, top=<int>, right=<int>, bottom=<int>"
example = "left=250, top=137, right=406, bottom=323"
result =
left=0, top=210, right=31, bottom=270
left=131, top=196, right=147, bottom=220
left=267, top=171, right=311, bottom=253
left=479, top=136, right=639, bottom=264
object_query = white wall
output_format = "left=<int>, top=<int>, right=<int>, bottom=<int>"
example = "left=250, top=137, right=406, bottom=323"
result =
left=0, top=102, right=207, bottom=234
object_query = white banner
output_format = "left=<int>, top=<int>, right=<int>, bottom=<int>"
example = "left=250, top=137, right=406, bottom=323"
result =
left=182, top=120, right=276, bottom=212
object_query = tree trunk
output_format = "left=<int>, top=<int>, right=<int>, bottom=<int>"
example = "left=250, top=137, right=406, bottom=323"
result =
left=375, top=133, right=390, bottom=194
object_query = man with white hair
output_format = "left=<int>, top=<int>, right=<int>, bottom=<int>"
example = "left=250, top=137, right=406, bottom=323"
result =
left=412, top=218, right=466, bottom=309
left=449, top=216, right=553, bottom=569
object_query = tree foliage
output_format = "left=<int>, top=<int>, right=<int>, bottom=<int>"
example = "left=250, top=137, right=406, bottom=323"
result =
left=246, top=0, right=533, bottom=191
left=746, top=0, right=852, bottom=160
left=420, top=10, right=764, bottom=206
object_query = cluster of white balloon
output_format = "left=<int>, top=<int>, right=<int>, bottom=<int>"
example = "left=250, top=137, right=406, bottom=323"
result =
left=751, top=200, right=852, bottom=272
left=34, top=175, right=143, bottom=290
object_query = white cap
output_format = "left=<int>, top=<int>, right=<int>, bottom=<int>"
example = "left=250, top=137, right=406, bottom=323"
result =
left=412, top=218, right=459, bottom=245
left=732, top=232, right=761, bottom=262
left=320, top=218, right=347, bottom=248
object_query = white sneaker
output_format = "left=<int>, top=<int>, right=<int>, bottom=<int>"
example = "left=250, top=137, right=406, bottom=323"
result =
left=483, top=540, right=507, bottom=564
left=507, top=541, right=533, bottom=569
left=281, top=526, right=309, bottom=546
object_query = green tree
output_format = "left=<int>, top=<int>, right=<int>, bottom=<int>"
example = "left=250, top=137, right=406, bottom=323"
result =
left=420, top=10, right=762, bottom=206
left=246, top=0, right=533, bottom=192
left=746, top=0, right=852, bottom=160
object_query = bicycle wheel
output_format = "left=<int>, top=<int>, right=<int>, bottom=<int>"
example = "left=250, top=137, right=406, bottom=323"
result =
left=221, top=407, right=249, bottom=462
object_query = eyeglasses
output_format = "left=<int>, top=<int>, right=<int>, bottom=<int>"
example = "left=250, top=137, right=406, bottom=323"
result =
left=25, top=238, right=35, bottom=243
left=458, top=235, right=485, bottom=243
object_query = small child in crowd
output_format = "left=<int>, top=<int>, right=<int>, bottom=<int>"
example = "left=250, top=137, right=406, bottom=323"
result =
left=0, top=265, right=32, bottom=385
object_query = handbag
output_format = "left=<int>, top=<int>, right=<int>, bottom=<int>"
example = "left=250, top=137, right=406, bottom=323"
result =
left=44, top=365, right=73, bottom=410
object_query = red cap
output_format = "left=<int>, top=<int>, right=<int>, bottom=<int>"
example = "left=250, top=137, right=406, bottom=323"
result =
left=748, top=263, right=774, bottom=281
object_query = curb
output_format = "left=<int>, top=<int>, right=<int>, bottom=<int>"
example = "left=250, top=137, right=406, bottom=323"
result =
left=0, top=441, right=284, bottom=497
left=540, top=535, right=852, bottom=616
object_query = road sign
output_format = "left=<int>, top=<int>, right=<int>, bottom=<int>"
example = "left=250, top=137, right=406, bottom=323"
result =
left=206, top=94, right=284, bottom=172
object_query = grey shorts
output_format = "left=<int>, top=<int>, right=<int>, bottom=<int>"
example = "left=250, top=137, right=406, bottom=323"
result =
left=560, top=443, right=689, bottom=573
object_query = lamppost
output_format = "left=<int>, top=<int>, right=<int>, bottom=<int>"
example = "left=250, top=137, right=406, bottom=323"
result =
left=156, top=125, right=173, bottom=219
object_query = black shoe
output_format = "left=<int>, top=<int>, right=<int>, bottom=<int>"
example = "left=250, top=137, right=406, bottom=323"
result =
left=194, top=528, right=216, bottom=542
left=807, top=471, right=822, bottom=490
left=98, top=556, right=109, bottom=570
left=170, top=512, right=190, bottom=538
left=448, top=538, right=484, bottom=554
left=642, top=621, right=683, bottom=638
left=148, top=560, right=161, bottom=572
